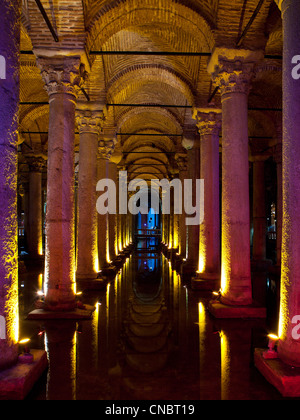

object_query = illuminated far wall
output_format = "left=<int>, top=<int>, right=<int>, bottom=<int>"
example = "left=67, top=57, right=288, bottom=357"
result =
left=0, top=0, right=21, bottom=370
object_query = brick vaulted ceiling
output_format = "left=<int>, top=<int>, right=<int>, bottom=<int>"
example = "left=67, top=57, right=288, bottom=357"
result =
left=19, top=0, right=283, bottom=183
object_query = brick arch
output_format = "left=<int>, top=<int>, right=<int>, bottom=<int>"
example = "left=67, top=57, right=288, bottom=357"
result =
left=106, top=64, right=195, bottom=107
left=86, top=0, right=215, bottom=55
left=115, top=106, right=183, bottom=135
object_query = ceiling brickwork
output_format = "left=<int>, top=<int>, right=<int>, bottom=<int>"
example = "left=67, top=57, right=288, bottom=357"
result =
left=19, top=0, right=283, bottom=182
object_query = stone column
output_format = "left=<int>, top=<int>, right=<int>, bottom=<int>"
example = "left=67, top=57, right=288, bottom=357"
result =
left=273, top=141, right=282, bottom=267
left=76, top=104, right=104, bottom=280
left=207, top=48, right=264, bottom=311
left=275, top=0, right=300, bottom=367
left=182, top=133, right=200, bottom=276
left=107, top=141, right=122, bottom=262
left=37, top=55, right=87, bottom=311
left=97, top=139, right=116, bottom=269
left=0, top=0, right=21, bottom=370
left=193, top=109, right=221, bottom=284
left=175, top=154, right=188, bottom=259
left=27, top=155, right=47, bottom=258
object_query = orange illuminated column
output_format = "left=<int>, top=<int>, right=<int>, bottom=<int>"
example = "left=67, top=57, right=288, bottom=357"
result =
left=193, top=108, right=221, bottom=287
left=207, top=48, right=265, bottom=315
left=27, top=155, right=47, bottom=258
left=175, top=154, right=188, bottom=259
left=76, top=104, right=104, bottom=280
left=0, top=0, right=21, bottom=370
left=182, top=131, right=200, bottom=275
left=97, top=139, right=116, bottom=269
left=108, top=147, right=122, bottom=260
left=273, top=139, right=282, bottom=267
left=37, top=56, right=87, bottom=311
left=275, top=0, right=300, bottom=367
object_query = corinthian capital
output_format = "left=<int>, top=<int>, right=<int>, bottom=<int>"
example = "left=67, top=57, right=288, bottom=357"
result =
left=26, top=154, right=47, bottom=172
left=208, top=48, right=264, bottom=96
left=193, top=108, right=222, bottom=136
left=98, top=139, right=117, bottom=161
left=37, top=56, right=88, bottom=98
left=76, top=106, right=105, bottom=135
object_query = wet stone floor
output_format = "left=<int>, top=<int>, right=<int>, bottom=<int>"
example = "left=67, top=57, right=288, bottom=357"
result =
left=18, top=252, right=289, bottom=400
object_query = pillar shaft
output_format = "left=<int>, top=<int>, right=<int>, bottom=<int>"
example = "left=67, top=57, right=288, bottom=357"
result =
left=76, top=106, right=104, bottom=279
left=194, top=110, right=221, bottom=277
left=186, top=146, right=200, bottom=269
left=208, top=49, right=263, bottom=305
left=276, top=0, right=300, bottom=366
left=176, top=157, right=188, bottom=258
left=27, top=156, right=46, bottom=257
left=37, top=56, right=86, bottom=310
left=97, top=139, right=116, bottom=269
left=274, top=143, right=282, bottom=266
left=0, top=0, right=21, bottom=370
left=108, top=161, right=118, bottom=260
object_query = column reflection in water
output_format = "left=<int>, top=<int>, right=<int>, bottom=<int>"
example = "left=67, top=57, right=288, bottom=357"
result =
left=219, top=324, right=253, bottom=400
left=45, top=321, right=77, bottom=400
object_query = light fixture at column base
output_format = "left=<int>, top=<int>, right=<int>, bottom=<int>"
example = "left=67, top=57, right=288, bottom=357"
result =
left=0, top=350, right=48, bottom=400
left=254, top=348, right=300, bottom=398
left=208, top=300, right=266, bottom=319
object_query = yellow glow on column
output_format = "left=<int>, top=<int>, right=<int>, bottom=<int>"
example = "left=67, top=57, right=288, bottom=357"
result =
left=278, top=270, right=290, bottom=339
left=3, top=248, right=19, bottom=344
left=220, top=254, right=229, bottom=296
left=38, top=273, right=43, bottom=291
left=198, top=302, right=206, bottom=367
left=94, top=256, right=99, bottom=274
left=198, top=253, right=206, bottom=274
left=220, top=330, right=230, bottom=400
left=106, top=282, right=110, bottom=330
left=38, top=239, right=43, bottom=256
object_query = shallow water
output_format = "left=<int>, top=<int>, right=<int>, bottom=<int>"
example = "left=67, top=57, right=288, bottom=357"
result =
left=18, top=252, right=286, bottom=400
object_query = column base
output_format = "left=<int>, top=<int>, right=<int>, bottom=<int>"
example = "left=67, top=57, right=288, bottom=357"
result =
left=0, top=350, right=48, bottom=400
left=254, top=348, right=300, bottom=397
left=27, top=304, right=95, bottom=320
left=208, top=299, right=266, bottom=319
left=191, top=272, right=220, bottom=291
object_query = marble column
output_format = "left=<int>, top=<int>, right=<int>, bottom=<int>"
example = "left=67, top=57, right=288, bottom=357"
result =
left=274, top=141, right=282, bottom=267
left=193, top=109, right=221, bottom=282
left=37, top=55, right=87, bottom=311
left=208, top=48, right=264, bottom=308
left=182, top=134, right=200, bottom=275
left=175, top=154, right=188, bottom=259
left=76, top=104, right=104, bottom=280
left=27, top=155, right=47, bottom=258
left=97, top=139, right=116, bottom=269
left=275, top=0, right=300, bottom=367
left=0, top=0, right=21, bottom=370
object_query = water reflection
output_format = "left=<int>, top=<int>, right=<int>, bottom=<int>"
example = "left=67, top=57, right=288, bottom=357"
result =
left=19, top=254, right=287, bottom=400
